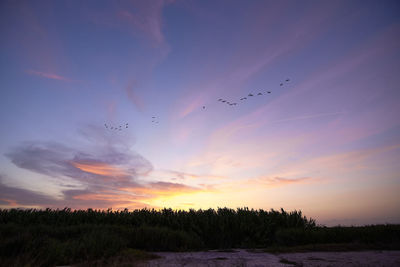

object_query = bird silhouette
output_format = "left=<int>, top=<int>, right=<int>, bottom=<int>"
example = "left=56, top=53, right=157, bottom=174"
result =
left=257, top=92, right=262, bottom=95
left=203, top=106, right=205, bottom=109
left=286, top=79, right=290, bottom=82
left=267, top=91, right=271, bottom=94
left=222, top=100, right=226, bottom=103
left=218, top=99, right=223, bottom=101
left=248, top=93, right=254, bottom=97
left=280, top=83, right=283, bottom=86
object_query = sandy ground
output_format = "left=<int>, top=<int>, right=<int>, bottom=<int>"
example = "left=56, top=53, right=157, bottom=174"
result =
left=137, top=249, right=400, bottom=267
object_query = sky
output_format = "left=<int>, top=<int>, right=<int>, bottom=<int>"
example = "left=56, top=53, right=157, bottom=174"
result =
left=0, top=0, right=399, bottom=226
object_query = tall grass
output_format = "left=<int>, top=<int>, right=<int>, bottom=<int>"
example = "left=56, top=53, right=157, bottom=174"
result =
left=0, top=207, right=399, bottom=266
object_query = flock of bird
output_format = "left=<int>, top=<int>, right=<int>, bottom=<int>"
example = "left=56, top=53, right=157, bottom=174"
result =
left=151, top=116, right=159, bottom=124
left=104, top=79, right=290, bottom=131
left=104, top=116, right=158, bottom=131
left=104, top=123, right=128, bottom=131
left=212, top=78, right=290, bottom=109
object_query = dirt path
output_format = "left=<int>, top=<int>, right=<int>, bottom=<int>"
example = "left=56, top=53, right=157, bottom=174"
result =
left=137, top=249, right=400, bottom=267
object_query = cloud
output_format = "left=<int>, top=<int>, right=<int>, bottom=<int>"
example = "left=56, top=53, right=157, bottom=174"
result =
left=126, top=80, right=145, bottom=111
left=117, top=2, right=165, bottom=46
left=251, top=176, right=314, bottom=187
left=300, top=143, right=400, bottom=174
left=25, top=69, right=74, bottom=82
left=71, top=161, right=128, bottom=177
left=271, top=112, right=347, bottom=124
left=3, top=125, right=210, bottom=209
left=87, top=0, right=172, bottom=49
left=155, top=169, right=200, bottom=180
left=0, top=175, right=145, bottom=209
left=0, top=175, right=57, bottom=208
left=5, top=138, right=151, bottom=187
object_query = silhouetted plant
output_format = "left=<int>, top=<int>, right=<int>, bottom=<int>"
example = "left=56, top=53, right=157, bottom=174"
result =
left=1, top=207, right=398, bottom=266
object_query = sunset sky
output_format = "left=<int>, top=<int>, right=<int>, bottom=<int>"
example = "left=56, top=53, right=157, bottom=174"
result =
left=1, top=0, right=399, bottom=225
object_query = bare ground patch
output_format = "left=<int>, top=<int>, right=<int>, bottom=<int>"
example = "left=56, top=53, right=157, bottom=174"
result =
left=132, top=249, right=400, bottom=267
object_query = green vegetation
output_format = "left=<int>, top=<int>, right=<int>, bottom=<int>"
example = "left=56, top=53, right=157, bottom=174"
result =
left=0, top=207, right=399, bottom=266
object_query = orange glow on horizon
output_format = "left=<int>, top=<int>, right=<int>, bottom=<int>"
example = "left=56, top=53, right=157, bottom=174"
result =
left=120, top=185, right=200, bottom=197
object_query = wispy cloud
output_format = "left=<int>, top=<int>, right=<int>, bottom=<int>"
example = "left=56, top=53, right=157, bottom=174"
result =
left=0, top=175, right=56, bottom=208
left=25, top=69, right=74, bottom=82
left=126, top=80, right=145, bottom=111
left=272, top=112, right=347, bottom=123
left=117, top=2, right=165, bottom=46
left=150, top=169, right=225, bottom=182
left=248, top=176, right=315, bottom=187
left=87, top=0, right=172, bottom=49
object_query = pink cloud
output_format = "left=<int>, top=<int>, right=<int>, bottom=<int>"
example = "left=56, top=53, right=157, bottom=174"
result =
left=88, top=0, right=172, bottom=49
left=250, top=176, right=315, bottom=187
left=126, top=80, right=144, bottom=111
left=117, top=5, right=165, bottom=46
left=177, top=95, right=206, bottom=119
left=26, top=69, right=74, bottom=82
left=306, top=144, right=400, bottom=172
left=105, top=100, right=117, bottom=121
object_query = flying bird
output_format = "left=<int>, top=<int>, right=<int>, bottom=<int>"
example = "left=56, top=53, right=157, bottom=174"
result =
left=248, top=93, right=254, bottom=97
left=240, top=97, right=247, bottom=100
left=218, top=99, right=223, bottom=101
left=280, top=83, right=283, bottom=86
left=222, top=100, right=226, bottom=103
left=257, top=92, right=262, bottom=95
left=286, top=79, right=290, bottom=82
left=267, top=91, right=271, bottom=94
left=203, top=106, right=205, bottom=109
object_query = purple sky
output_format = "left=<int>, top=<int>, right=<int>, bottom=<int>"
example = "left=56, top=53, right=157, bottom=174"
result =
left=1, top=0, right=399, bottom=225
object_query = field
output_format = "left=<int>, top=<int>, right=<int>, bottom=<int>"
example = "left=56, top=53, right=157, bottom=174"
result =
left=0, top=208, right=399, bottom=266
